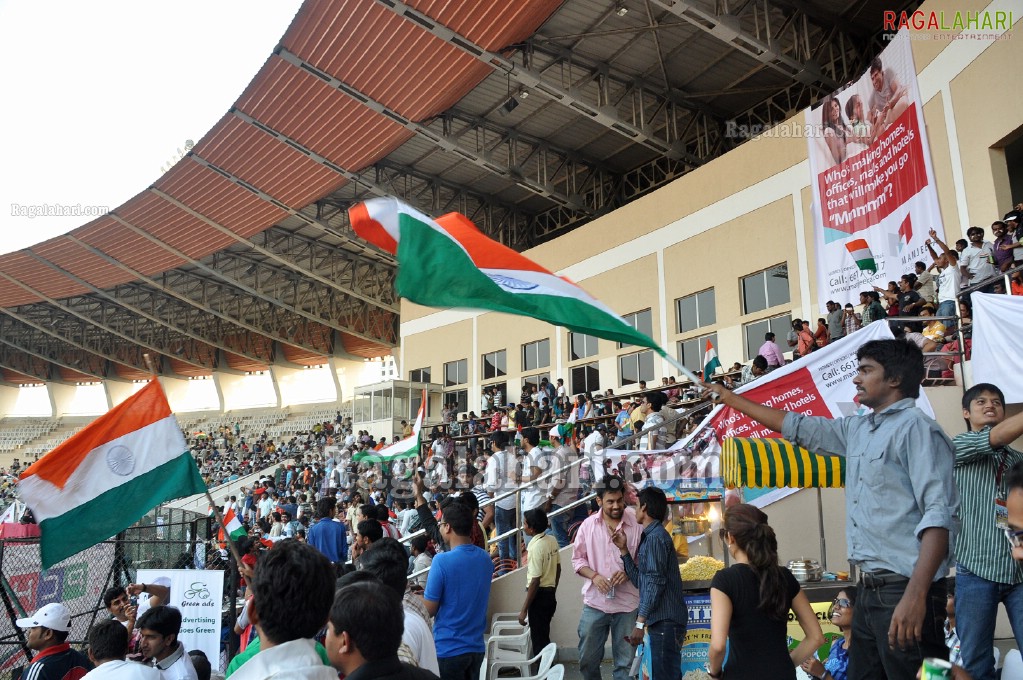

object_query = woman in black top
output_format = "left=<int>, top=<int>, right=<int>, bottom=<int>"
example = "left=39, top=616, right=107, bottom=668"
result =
left=707, top=504, right=823, bottom=679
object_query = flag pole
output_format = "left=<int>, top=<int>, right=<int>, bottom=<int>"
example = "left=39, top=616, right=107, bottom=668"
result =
left=142, top=353, right=246, bottom=568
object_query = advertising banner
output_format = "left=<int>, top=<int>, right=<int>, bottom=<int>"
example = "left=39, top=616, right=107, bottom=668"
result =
left=658, top=322, right=933, bottom=505
left=136, top=569, right=224, bottom=671
left=806, top=30, right=945, bottom=310
left=0, top=541, right=115, bottom=674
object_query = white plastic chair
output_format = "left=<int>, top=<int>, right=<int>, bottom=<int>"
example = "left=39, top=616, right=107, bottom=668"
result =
left=488, top=642, right=557, bottom=680
left=1002, top=649, right=1022, bottom=680
left=491, top=619, right=528, bottom=637
left=484, top=629, right=531, bottom=679
left=543, top=666, right=564, bottom=680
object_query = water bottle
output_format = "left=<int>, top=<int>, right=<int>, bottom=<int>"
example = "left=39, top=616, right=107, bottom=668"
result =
left=605, top=585, right=616, bottom=599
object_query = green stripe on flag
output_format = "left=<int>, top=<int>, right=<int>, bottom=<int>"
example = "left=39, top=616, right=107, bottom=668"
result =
left=38, top=453, right=205, bottom=569
left=395, top=216, right=664, bottom=352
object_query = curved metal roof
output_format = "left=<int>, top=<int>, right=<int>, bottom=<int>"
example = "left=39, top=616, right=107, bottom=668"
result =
left=0, top=0, right=899, bottom=385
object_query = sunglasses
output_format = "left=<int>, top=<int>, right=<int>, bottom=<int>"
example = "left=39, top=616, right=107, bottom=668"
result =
left=1004, top=527, right=1023, bottom=548
left=832, top=598, right=852, bottom=609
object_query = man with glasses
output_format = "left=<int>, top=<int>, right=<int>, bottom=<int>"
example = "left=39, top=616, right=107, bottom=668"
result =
left=953, top=383, right=1023, bottom=680
left=422, top=502, right=493, bottom=680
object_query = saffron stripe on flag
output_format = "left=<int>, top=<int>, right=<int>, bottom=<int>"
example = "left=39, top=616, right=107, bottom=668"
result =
left=36, top=453, right=205, bottom=569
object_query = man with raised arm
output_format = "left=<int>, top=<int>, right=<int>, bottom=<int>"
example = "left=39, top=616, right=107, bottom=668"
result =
left=702, top=338, right=958, bottom=680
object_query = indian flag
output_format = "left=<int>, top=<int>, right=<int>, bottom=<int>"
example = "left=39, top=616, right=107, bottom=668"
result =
left=703, top=339, right=722, bottom=379
left=549, top=406, right=577, bottom=441
left=350, top=198, right=666, bottom=351
left=845, top=238, right=877, bottom=274
left=18, top=381, right=206, bottom=569
left=352, top=389, right=426, bottom=463
left=220, top=507, right=247, bottom=542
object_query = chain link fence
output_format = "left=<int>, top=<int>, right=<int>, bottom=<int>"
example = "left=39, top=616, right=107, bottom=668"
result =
left=0, top=507, right=230, bottom=680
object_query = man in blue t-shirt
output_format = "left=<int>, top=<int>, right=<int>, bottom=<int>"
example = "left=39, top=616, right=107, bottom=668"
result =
left=423, top=499, right=494, bottom=680
left=306, top=497, right=348, bottom=566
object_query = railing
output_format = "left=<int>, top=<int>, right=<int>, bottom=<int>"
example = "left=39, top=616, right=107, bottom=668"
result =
left=400, top=399, right=717, bottom=580
left=956, top=261, right=1023, bottom=299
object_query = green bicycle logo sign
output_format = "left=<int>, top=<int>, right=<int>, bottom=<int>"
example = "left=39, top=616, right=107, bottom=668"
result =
left=183, top=582, right=211, bottom=600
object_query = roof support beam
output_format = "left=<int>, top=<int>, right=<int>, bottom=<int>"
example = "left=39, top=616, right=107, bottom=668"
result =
left=648, top=0, right=837, bottom=88
left=263, top=57, right=603, bottom=212
left=149, top=186, right=399, bottom=315
left=0, top=307, right=144, bottom=377
left=373, top=0, right=706, bottom=165
left=106, top=213, right=397, bottom=348
left=0, top=270, right=209, bottom=371
left=0, top=319, right=107, bottom=382
left=61, top=235, right=316, bottom=359
left=23, top=250, right=268, bottom=367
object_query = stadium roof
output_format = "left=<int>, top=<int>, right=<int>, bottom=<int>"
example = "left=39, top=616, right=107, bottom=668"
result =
left=0, top=0, right=906, bottom=385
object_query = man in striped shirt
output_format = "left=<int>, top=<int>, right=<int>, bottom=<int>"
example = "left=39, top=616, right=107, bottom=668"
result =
left=953, top=383, right=1023, bottom=680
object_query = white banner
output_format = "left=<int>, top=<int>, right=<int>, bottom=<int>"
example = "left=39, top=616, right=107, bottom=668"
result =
left=971, top=293, right=1023, bottom=403
left=137, top=569, right=224, bottom=671
left=807, top=30, right=945, bottom=311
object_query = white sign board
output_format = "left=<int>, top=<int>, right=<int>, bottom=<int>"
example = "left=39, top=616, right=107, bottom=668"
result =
left=137, top=569, right=224, bottom=671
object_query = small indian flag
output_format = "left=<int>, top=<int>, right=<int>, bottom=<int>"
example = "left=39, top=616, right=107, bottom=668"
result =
left=845, top=238, right=877, bottom=274
left=221, top=507, right=247, bottom=542
left=353, top=390, right=426, bottom=463
left=18, top=381, right=206, bottom=569
left=703, top=340, right=722, bottom=379
left=549, top=406, right=578, bottom=441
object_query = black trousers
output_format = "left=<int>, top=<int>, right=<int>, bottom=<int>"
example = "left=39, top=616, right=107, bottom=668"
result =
left=528, top=587, right=558, bottom=652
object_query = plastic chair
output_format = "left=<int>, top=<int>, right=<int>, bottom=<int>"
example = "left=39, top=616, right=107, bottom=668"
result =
left=488, top=642, right=557, bottom=680
left=484, top=629, right=531, bottom=678
left=490, top=619, right=528, bottom=637
left=1001, top=649, right=1021, bottom=680
left=543, top=665, right=564, bottom=680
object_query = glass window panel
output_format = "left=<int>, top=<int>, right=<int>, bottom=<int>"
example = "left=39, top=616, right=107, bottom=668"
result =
left=765, top=264, right=790, bottom=307
left=636, top=310, right=653, bottom=338
left=570, top=333, right=598, bottom=360
left=570, top=363, right=599, bottom=395
left=744, top=319, right=769, bottom=361
left=697, top=290, right=717, bottom=327
left=537, top=340, right=549, bottom=369
left=638, top=350, right=655, bottom=382
left=380, top=387, right=392, bottom=420
left=742, top=273, right=768, bottom=315
left=619, top=354, right=639, bottom=386
left=677, top=295, right=698, bottom=333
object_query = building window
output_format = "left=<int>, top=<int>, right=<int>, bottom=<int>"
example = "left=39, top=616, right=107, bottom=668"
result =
left=520, top=373, right=551, bottom=401
left=571, top=362, right=600, bottom=396
left=743, top=314, right=793, bottom=361
left=409, top=367, right=431, bottom=383
left=481, top=350, right=507, bottom=380
left=741, top=264, right=790, bottom=315
left=443, top=359, right=467, bottom=387
left=619, top=350, right=655, bottom=387
left=618, top=309, right=653, bottom=349
left=444, top=389, right=468, bottom=415
left=677, top=333, right=718, bottom=375
left=676, top=289, right=716, bottom=333
left=482, top=382, right=507, bottom=410
left=569, top=333, right=598, bottom=361
left=522, top=339, right=550, bottom=372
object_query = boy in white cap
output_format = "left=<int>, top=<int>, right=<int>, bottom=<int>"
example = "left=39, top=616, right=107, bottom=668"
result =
left=16, top=602, right=92, bottom=680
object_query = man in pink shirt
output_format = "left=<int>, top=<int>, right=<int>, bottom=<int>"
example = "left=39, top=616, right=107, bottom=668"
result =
left=571, top=476, right=643, bottom=680
left=757, top=332, right=786, bottom=372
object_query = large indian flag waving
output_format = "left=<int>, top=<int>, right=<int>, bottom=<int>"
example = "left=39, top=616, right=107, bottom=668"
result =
left=352, top=389, right=426, bottom=464
left=18, top=380, right=206, bottom=568
left=350, top=198, right=667, bottom=351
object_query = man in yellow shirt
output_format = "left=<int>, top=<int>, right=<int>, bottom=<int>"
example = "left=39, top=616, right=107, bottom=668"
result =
left=518, top=508, right=561, bottom=653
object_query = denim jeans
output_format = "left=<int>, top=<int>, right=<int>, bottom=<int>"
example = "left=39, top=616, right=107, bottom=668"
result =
left=646, top=620, right=686, bottom=680
left=849, top=577, right=947, bottom=680
left=437, top=652, right=485, bottom=680
left=955, top=565, right=1023, bottom=680
left=936, top=299, right=957, bottom=322
left=578, top=605, right=638, bottom=680
left=495, top=506, right=518, bottom=572
left=550, top=504, right=570, bottom=548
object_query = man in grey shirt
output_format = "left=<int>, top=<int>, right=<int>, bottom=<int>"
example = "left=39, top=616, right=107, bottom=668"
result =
left=826, top=301, right=845, bottom=341
left=703, top=339, right=958, bottom=680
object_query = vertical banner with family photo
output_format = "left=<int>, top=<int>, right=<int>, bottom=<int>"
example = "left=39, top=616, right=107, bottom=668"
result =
left=806, top=30, right=945, bottom=310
